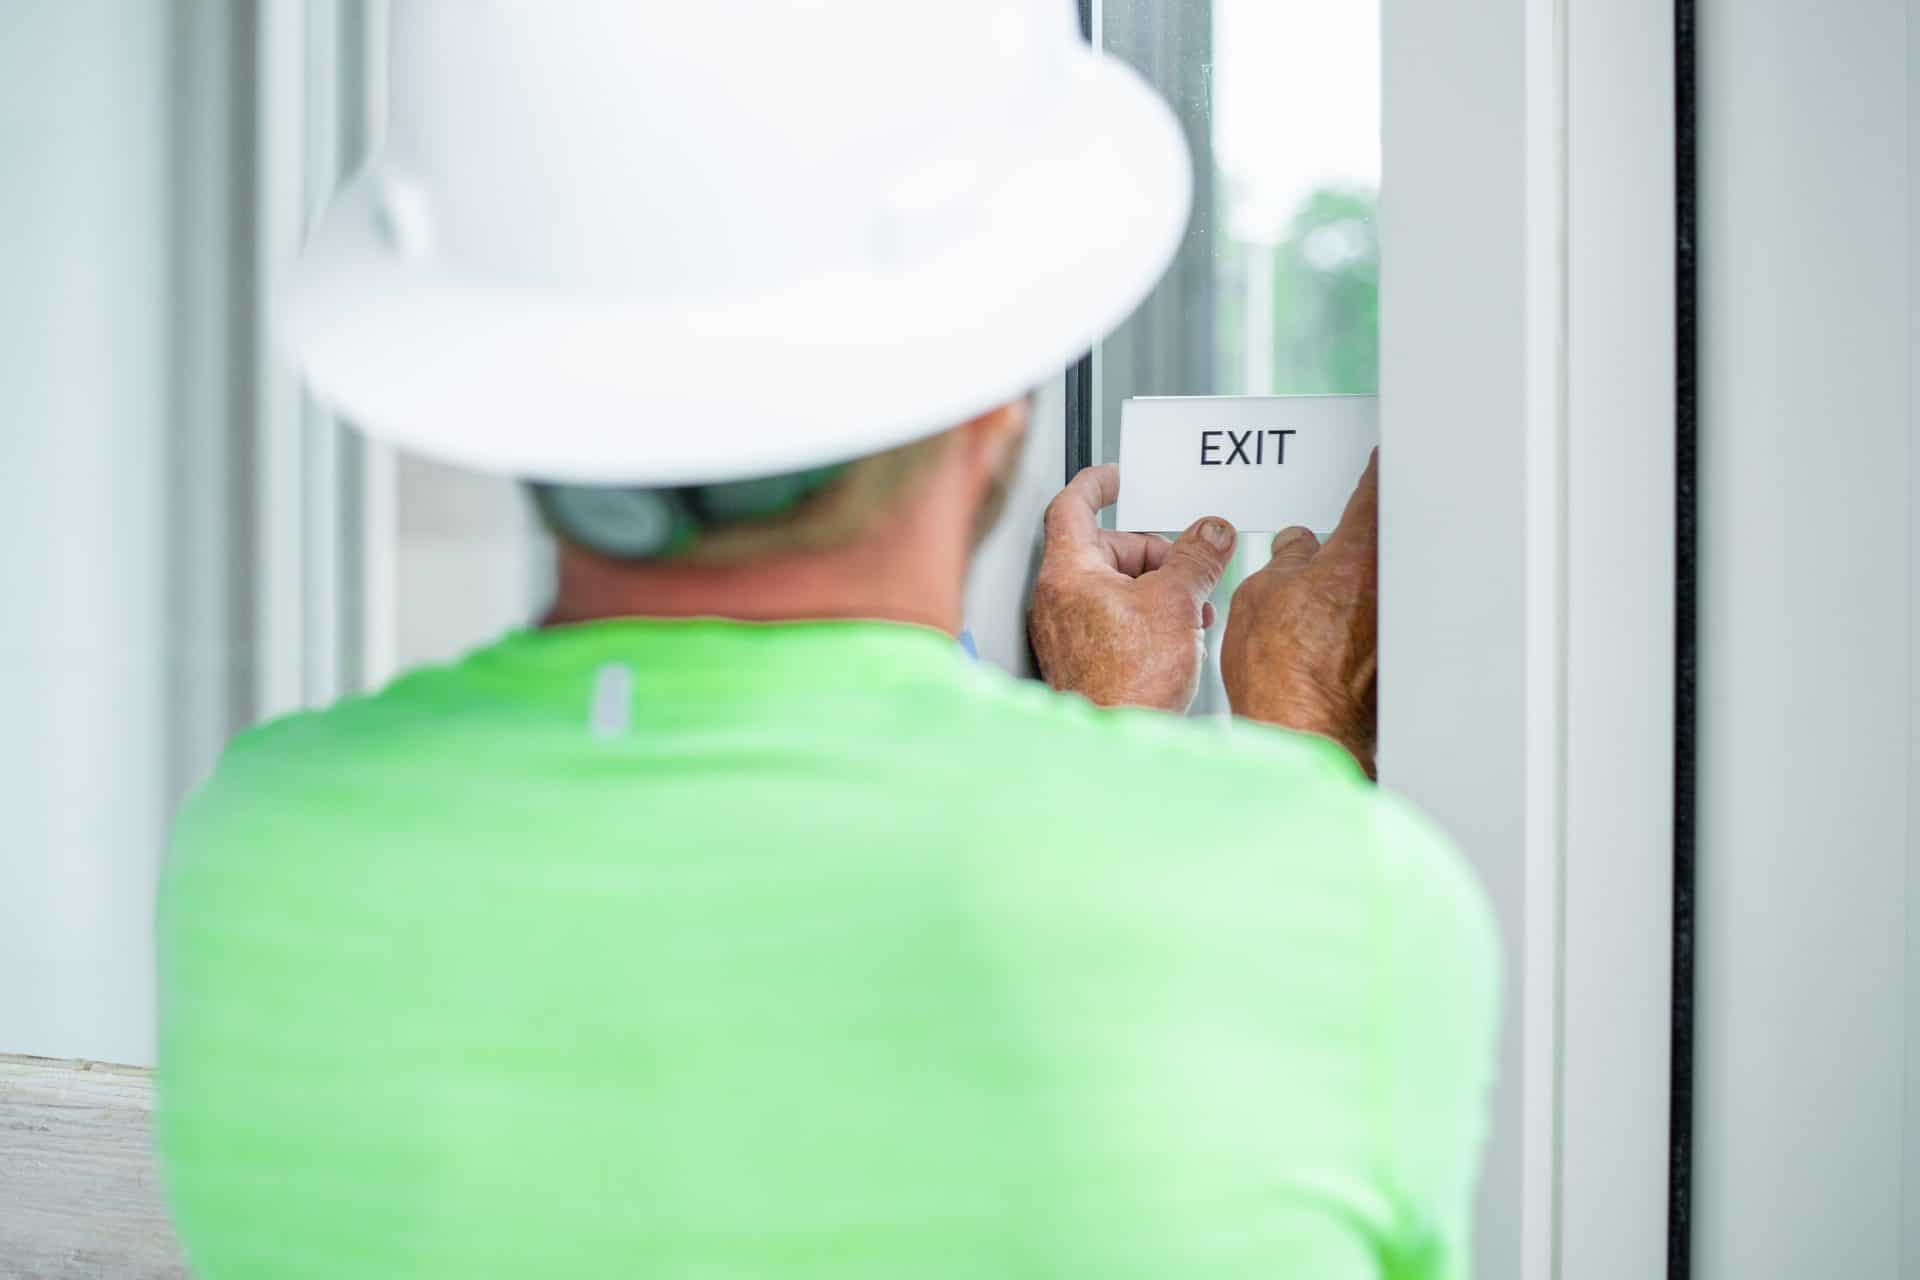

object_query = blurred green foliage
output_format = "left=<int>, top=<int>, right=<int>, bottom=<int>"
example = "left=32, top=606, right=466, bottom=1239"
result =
left=1215, top=184, right=1379, bottom=395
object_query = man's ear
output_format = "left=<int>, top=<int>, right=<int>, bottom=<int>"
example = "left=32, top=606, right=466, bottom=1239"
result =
left=958, top=398, right=1030, bottom=475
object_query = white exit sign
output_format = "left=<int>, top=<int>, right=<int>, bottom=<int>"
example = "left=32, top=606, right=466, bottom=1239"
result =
left=1115, top=394, right=1379, bottom=534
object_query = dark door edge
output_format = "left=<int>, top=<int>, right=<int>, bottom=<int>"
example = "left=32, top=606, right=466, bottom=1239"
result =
left=1669, top=0, right=1698, bottom=1275
left=1066, top=0, right=1096, bottom=484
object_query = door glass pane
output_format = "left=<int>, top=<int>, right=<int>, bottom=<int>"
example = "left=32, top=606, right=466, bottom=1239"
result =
left=1093, top=0, right=1379, bottom=713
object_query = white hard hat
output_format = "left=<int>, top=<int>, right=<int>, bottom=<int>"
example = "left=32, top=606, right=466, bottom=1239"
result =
left=284, top=0, right=1191, bottom=485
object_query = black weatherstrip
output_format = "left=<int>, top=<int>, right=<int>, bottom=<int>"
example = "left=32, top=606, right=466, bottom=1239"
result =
left=1065, top=358, right=1095, bottom=483
left=1669, top=0, right=1698, bottom=1276
left=1065, top=0, right=1096, bottom=484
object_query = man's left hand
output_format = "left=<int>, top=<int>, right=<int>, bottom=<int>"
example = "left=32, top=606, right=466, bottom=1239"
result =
left=1028, top=464, right=1236, bottom=713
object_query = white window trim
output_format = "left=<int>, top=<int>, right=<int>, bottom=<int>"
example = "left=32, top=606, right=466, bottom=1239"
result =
left=1382, top=2, right=1677, bottom=1278
left=253, top=0, right=397, bottom=718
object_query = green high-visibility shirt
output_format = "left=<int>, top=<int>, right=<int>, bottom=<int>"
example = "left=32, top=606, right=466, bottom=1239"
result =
left=157, top=619, right=1497, bottom=1278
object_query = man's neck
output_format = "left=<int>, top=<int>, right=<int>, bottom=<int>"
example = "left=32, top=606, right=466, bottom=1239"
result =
left=542, top=430, right=1005, bottom=634
left=542, top=529, right=969, bottom=634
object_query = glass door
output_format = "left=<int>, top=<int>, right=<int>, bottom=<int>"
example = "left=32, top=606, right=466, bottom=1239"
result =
left=1079, top=0, right=1381, bottom=713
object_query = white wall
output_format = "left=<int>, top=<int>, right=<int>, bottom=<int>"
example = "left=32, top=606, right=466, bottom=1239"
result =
left=394, top=458, right=551, bottom=670
left=0, top=0, right=375, bottom=1069
left=0, top=3, right=179, bottom=1066
left=1695, top=0, right=1918, bottom=1273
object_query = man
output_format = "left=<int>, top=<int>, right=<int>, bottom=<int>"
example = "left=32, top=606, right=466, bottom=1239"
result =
left=158, top=3, right=1496, bottom=1276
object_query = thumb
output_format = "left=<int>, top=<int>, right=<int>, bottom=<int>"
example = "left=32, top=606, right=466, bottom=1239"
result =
left=1157, top=517, right=1236, bottom=609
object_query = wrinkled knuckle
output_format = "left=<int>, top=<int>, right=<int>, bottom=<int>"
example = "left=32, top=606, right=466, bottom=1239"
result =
left=1163, top=544, right=1205, bottom=576
left=1229, top=573, right=1270, bottom=610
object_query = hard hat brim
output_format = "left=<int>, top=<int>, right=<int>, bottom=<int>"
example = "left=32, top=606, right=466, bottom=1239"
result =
left=282, top=49, right=1191, bottom=485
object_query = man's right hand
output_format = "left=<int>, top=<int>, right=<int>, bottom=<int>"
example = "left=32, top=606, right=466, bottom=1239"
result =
left=1029, top=464, right=1237, bottom=713
left=1220, top=451, right=1379, bottom=777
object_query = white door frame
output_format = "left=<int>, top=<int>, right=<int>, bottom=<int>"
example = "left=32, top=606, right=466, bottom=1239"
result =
left=254, top=0, right=399, bottom=718
left=1381, top=1, right=1679, bottom=1277
left=1694, top=0, right=1916, bottom=1272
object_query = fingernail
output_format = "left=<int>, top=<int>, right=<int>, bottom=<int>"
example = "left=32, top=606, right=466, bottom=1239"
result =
left=1201, top=520, right=1235, bottom=551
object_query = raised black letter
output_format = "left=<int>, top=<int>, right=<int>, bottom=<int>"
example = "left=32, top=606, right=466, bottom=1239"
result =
left=1200, top=430, right=1223, bottom=465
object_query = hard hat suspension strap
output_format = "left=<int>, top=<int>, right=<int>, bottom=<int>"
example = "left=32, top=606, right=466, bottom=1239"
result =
left=531, top=464, right=848, bottom=562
